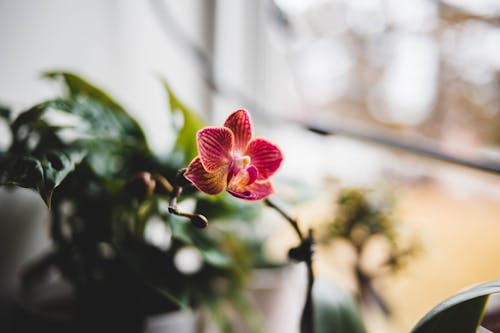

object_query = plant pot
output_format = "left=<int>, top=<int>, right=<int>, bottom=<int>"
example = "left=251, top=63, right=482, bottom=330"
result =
left=144, top=310, right=198, bottom=333
left=197, top=264, right=306, bottom=333
left=248, top=264, right=306, bottom=333
left=11, top=279, right=77, bottom=333
left=0, top=189, right=50, bottom=293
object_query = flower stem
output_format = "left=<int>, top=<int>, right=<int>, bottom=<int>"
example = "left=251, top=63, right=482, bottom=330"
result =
left=264, top=198, right=315, bottom=333
left=264, top=198, right=304, bottom=240
left=167, top=170, right=208, bottom=228
left=303, top=228, right=315, bottom=333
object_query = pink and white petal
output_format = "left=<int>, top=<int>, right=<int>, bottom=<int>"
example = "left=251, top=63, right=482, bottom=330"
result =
left=245, top=138, right=283, bottom=180
left=227, top=181, right=274, bottom=201
left=197, top=127, right=234, bottom=172
left=224, top=109, right=252, bottom=153
left=184, top=157, right=228, bottom=195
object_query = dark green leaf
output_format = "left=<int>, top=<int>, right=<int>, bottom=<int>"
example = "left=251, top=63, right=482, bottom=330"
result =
left=9, top=102, right=68, bottom=154
left=116, top=239, right=191, bottom=310
left=314, top=279, right=367, bottom=333
left=411, top=280, right=500, bottom=333
left=0, top=148, right=86, bottom=207
left=162, top=79, right=204, bottom=163
left=43, top=71, right=124, bottom=112
left=43, top=71, right=148, bottom=145
left=11, top=102, right=48, bottom=132
left=0, top=104, right=10, bottom=121
left=0, top=155, right=43, bottom=190
left=10, top=98, right=147, bottom=156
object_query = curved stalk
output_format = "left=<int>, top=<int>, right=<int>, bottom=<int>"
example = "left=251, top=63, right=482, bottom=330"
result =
left=264, top=198, right=315, bottom=333
left=165, top=171, right=208, bottom=228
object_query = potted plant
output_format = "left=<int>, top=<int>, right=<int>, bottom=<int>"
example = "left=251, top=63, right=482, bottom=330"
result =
left=0, top=72, right=271, bottom=333
left=0, top=71, right=376, bottom=333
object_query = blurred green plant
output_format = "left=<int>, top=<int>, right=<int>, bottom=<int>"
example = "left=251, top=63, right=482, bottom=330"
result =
left=0, top=71, right=374, bottom=333
left=4, top=71, right=484, bottom=333
left=317, top=188, right=420, bottom=315
left=0, top=72, right=267, bottom=332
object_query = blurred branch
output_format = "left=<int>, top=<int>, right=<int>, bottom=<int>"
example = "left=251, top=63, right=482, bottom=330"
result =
left=306, top=122, right=500, bottom=176
left=439, top=1, right=500, bottom=24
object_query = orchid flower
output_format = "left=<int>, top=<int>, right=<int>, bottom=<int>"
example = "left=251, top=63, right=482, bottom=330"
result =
left=184, top=109, right=283, bottom=201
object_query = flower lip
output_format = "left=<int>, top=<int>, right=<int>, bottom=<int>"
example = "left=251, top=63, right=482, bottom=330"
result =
left=227, top=180, right=274, bottom=201
left=227, top=189, right=257, bottom=200
left=246, top=165, right=258, bottom=185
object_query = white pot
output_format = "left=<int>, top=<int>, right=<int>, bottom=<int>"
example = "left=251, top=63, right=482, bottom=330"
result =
left=200, top=264, right=306, bottom=333
left=0, top=188, right=50, bottom=292
left=249, top=264, right=307, bottom=333
left=144, top=310, right=199, bottom=333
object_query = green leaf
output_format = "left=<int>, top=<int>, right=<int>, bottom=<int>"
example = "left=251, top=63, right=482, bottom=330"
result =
left=10, top=102, right=48, bottom=132
left=10, top=98, right=147, bottom=157
left=116, top=239, right=191, bottom=310
left=313, top=279, right=367, bottom=333
left=43, top=71, right=124, bottom=112
left=42, top=71, right=147, bottom=145
left=202, top=301, right=233, bottom=333
left=0, top=104, right=10, bottom=121
left=411, top=280, right=500, bottom=333
left=162, top=79, right=204, bottom=164
left=170, top=221, right=232, bottom=268
left=0, top=148, right=86, bottom=207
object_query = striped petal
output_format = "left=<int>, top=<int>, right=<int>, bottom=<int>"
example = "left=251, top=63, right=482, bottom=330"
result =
left=197, top=127, right=233, bottom=172
left=184, top=157, right=228, bottom=195
left=224, top=109, right=252, bottom=153
left=227, top=181, right=274, bottom=201
left=246, top=138, right=283, bottom=180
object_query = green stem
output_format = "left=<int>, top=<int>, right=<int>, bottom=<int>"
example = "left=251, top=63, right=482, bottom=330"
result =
left=264, top=198, right=304, bottom=240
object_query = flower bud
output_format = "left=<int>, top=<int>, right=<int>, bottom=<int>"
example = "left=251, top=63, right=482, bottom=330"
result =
left=190, top=214, right=208, bottom=228
left=126, top=171, right=156, bottom=200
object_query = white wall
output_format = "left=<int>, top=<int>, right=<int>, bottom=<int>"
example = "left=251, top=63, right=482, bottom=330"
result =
left=0, top=0, right=214, bottom=299
left=0, top=0, right=211, bottom=153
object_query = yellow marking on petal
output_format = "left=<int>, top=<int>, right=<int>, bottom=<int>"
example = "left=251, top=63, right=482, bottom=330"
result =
left=228, top=169, right=250, bottom=192
left=242, top=156, right=251, bottom=168
left=233, top=155, right=251, bottom=169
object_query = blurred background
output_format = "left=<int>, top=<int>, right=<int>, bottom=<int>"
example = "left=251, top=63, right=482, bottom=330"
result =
left=1, top=0, right=500, bottom=332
